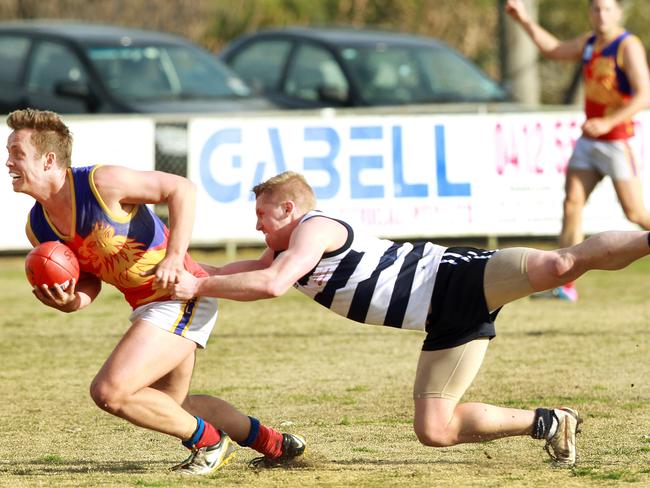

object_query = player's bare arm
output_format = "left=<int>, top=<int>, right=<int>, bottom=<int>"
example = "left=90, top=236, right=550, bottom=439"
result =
left=93, top=165, right=196, bottom=288
left=198, top=262, right=221, bottom=275
left=176, top=249, right=275, bottom=299
left=173, top=217, right=345, bottom=301
left=258, top=216, right=346, bottom=296
left=201, top=250, right=275, bottom=276
left=175, top=227, right=327, bottom=301
left=198, top=258, right=269, bottom=276
left=505, top=0, right=586, bottom=60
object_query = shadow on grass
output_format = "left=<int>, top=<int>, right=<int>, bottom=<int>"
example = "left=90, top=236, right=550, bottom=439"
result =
left=331, top=458, right=473, bottom=466
left=246, top=454, right=470, bottom=471
left=217, top=327, right=649, bottom=340
left=520, top=329, right=650, bottom=337
left=0, top=459, right=172, bottom=476
left=216, top=329, right=395, bottom=339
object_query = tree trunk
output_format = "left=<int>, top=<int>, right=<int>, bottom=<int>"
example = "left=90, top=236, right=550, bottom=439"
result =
left=499, top=0, right=540, bottom=106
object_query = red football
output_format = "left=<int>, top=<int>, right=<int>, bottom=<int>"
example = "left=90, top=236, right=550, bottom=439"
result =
left=25, top=241, right=80, bottom=289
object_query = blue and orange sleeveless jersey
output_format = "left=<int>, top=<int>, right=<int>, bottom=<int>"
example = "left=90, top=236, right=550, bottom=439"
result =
left=582, top=32, right=635, bottom=140
left=27, top=165, right=207, bottom=309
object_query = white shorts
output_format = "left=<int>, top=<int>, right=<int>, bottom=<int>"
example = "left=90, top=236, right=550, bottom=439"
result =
left=568, top=136, right=639, bottom=180
left=129, top=297, right=219, bottom=348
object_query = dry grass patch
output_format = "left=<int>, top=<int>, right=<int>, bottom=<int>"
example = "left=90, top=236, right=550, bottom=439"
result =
left=0, top=249, right=649, bottom=487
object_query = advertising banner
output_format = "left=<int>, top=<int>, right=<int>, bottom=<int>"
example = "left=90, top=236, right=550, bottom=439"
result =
left=3, top=111, right=648, bottom=251
left=189, top=111, right=649, bottom=244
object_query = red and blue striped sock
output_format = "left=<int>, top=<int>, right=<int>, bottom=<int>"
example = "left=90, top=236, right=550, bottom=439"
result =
left=182, top=417, right=221, bottom=449
left=238, top=416, right=283, bottom=458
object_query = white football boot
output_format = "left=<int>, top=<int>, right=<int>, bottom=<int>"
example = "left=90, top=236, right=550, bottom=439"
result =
left=545, top=407, right=582, bottom=466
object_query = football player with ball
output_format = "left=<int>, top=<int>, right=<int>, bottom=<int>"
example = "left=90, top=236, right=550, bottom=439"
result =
left=6, top=109, right=305, bottom=475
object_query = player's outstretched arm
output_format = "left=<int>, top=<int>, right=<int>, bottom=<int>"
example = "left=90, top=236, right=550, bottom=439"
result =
left=199, top=250, right=274, bottom=276
left=505, top=0, right=586, bottom=60
left=174, top=245, right=319, bottom=301
left=174, top=249, right=275, bottom=299
left=173, top=218, right=338, bottom=301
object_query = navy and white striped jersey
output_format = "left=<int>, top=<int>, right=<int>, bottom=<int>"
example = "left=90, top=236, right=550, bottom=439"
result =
left=292, top=211, right=446, bottom=330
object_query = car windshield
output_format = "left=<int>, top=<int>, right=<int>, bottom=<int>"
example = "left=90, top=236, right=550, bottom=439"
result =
left=86, top=44, right=251, bottom=101
left=339, top=43, right=508, bottom=105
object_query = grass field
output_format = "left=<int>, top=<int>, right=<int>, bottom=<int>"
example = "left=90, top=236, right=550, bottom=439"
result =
left=0, top=247, right=649, bottom=488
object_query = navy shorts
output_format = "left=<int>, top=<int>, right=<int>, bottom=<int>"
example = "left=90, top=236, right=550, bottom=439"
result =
left=423, top=247, right=499, bottom=351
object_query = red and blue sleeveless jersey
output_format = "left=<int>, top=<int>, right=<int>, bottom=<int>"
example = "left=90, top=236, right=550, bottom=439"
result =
left=27, top=165, right=207, bottom=309
left=582, top=32, right=635, bottom=140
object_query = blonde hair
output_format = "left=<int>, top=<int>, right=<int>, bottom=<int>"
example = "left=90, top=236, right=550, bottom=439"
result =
left=6, top=109, right=73, bottom=167
left=252, top=171, right=316, bottom=212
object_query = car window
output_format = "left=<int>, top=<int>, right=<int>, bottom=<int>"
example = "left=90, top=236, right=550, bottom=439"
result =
left=417, top=48, right=507, bottom=102
left=284, top=43, right=349, bottom=104
left=168, top=47, right=250, bottom=97
left=341, top=44, right=506, bottom=104
left=87, top=45, right=249, bottom=101
left=0, top=35, right=30, bottom=85
left=26, top=41, right=88, bottom=94
left=229, top=39, right=292, bottom=94
left=341, top=45, right=425, bottom=104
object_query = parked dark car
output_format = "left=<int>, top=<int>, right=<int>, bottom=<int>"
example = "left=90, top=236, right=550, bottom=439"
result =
left=0, top=20, right=275, bottom=178
left=220, top=27, right=510, bottom=109
left=0, top=20, right=272, bottom=115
